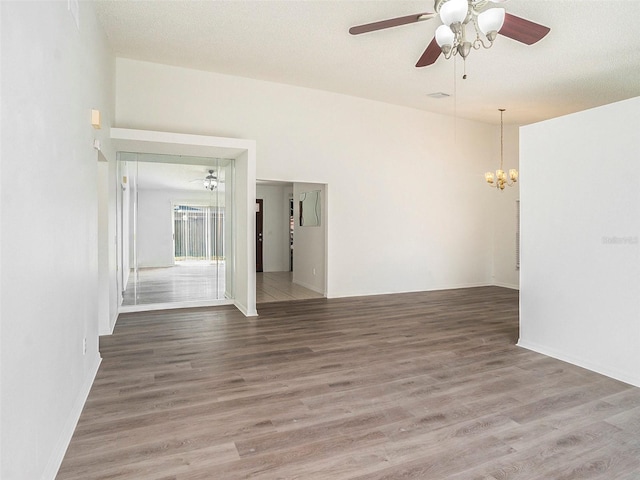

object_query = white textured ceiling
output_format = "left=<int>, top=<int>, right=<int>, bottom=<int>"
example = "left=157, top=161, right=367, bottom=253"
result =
left=95, top=0, right=640, bottom=126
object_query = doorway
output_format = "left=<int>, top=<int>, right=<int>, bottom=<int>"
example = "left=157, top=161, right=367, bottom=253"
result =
left=254, top=181, right=327, bottom=303
left=108, top=127, right=257, bottom=320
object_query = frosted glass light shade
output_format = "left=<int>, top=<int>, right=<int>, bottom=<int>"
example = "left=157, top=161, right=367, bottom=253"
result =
left=478, top=8, right=505, bottom=35
left=435, top=25, right=455, bottom=47
left=440, top=0, right=468, bottom=26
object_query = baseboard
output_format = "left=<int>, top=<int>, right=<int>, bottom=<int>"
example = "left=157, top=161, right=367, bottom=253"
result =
left=109, top=310, right=118, bottom=334
left=293, top=278, right=325, bottom=295
left=234, top=299, right=258, bottom=317
left=42, top=353, right=102, bottom=480
left=492, top=282, right=520, bottom=290
left=327, top=282, right=492, bottom=299
left=119, top=299, right=234, bottom=314
left=517, top=339, right=640, bottom=388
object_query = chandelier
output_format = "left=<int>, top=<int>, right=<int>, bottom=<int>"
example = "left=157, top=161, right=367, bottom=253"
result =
left=203, top=170, right=218, bottom=191
left=485, top=109, right=518, bottom=190
left=435, top=0, right=506, bottom=61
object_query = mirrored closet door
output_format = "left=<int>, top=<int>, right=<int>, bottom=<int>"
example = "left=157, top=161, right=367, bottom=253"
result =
left=116, top=152, right=234, bottom=311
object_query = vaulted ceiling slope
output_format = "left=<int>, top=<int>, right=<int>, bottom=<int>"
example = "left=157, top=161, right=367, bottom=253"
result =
left=95, top=0, right=640, bottom=125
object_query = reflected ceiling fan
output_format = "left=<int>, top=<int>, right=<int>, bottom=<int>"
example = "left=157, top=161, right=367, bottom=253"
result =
left=190, top=169, right=218, bottom=191
left=349, top=0, right=550, bottom=68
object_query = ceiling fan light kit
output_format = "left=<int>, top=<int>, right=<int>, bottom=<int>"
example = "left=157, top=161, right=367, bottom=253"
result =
left=435, top=0, right=505, bottom=60
left=349, top=0, right=550, bottom=68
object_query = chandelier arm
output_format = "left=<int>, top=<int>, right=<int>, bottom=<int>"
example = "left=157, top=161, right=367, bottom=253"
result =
left=471, top=16, right=493, bottom=49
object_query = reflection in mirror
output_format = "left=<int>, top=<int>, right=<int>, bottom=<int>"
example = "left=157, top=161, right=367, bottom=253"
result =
left=299, top=190, right=321, bottom=227
left=116, top=152, right=235, bottom=310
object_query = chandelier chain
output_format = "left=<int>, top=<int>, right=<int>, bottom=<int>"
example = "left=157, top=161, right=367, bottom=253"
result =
left=500, top=108, right=504, bottom=171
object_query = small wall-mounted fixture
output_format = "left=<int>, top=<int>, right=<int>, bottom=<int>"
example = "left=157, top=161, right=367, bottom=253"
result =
left=121, top=176, right=128, bottom=191
left=91, top=109, right=101, bottom=129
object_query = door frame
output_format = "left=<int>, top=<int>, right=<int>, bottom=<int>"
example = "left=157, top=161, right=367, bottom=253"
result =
left=110, top=128, right=257, bottom=317
left=256, top=199, right=264, bottom=272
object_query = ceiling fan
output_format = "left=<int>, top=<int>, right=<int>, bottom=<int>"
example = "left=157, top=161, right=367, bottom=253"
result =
left=190, top=169, right=218, bottom=191
left=349, top=0, right=550, bottom=68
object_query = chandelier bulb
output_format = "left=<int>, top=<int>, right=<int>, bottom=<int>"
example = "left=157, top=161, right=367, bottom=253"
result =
left=439, top=0, right=468, bottom=27
left=477, top=8, right=505, bottom=37
left=435, top=24, right=455, bottom=48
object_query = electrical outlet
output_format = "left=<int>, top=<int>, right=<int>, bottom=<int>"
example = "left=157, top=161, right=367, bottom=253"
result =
left=83, top=337, right=87, bottom=355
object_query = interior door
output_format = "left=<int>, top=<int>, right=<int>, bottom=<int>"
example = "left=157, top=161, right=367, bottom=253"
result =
left=256, top=199, right=263, bottom=272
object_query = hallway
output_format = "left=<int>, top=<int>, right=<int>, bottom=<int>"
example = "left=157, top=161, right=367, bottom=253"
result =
left=256, top=271, right=324, bottom=303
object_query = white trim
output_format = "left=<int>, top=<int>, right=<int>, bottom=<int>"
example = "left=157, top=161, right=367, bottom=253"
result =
left=119, top=299, right=235, bottom=314
left=42, top=354, right=102, bottom=480
left=327, top=282, right=494, bottom=299
left=109, top=311, right=118, bottom=334
left=110, top=128, right=257, bottom=318
left=110, top=128, right=251, bottom=156
left=234, top=299, right=258, bottom=317
left=294, top=278, right=326, bottom=295
left=517, top=339, right=640, bottom=388
left=492, top=282, right=520, bottom=290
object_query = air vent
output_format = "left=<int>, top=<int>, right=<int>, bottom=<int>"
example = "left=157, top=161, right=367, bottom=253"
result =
left=427, top=92, right=450, bottom=99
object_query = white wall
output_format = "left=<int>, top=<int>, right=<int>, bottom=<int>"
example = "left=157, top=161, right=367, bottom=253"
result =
left=519, top=96, right=640, bottom=387
left=233, top=150, right=257, bottom=316
left=491, top=125, right=520, bottom=289
left=107, top=157, right=119, bottom=330
left=256, top=184, right=290, bottom=272
left=137, top=189, right=174, bottom=267
left=137, top=189, right=222, bottom=268
left=293, top=183, right=326, bottom=294
left=1, top=2, right=114, bottom=478
left=118, top=160, right=132, bottom=292
left=97, top=157, right=118, bottom=335
left=116, top=59, right=500, bottom=298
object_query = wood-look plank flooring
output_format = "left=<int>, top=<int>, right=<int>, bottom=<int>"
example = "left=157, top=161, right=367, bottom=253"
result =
left=57, top=287, right=640, bottom=479
left=122, top=266, right=321, bottom=307
left=122, top=262, right=226, bottom=306
left=256, top=272, right=324, bottom=303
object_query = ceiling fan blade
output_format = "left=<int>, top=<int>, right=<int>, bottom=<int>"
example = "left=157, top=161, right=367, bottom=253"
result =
left=499, top=12, right=550, bottom=45
left=416, top=37, right=441, bottom=67
left=349, top=12, right=435, bottom=35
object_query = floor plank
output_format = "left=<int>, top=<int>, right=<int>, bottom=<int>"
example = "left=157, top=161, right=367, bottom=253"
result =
left=56, top=287, right=640, bottom=479
left=122, top=265, right=322, bottom=307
